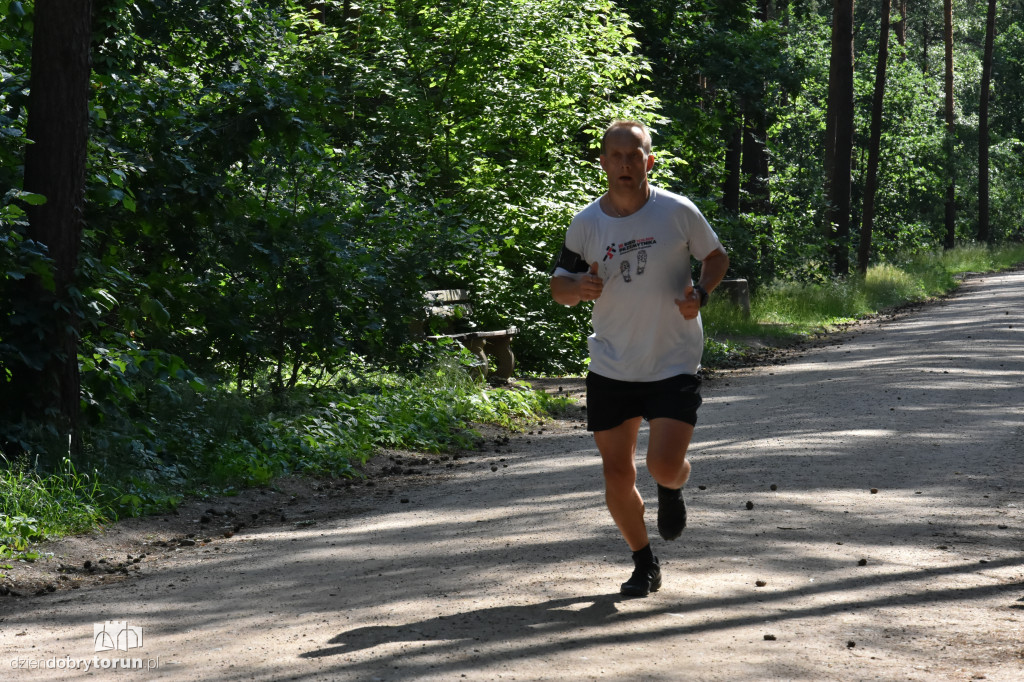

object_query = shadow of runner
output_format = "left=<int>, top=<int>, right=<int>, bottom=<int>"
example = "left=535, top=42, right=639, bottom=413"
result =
left=302, top=592, right=628, bottom=657
left=300, top=557, right=1024, bottom=678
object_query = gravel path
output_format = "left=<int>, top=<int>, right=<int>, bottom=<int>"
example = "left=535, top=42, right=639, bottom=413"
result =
left=2, top=269, right=1023, bottom=681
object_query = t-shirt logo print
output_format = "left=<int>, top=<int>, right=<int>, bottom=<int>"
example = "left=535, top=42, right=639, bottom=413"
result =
left=620, top=260, right=632, bottom=282
left=603, top=243, right=617, bottom=261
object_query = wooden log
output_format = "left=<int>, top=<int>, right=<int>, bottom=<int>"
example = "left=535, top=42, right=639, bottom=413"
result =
left=716, top=278, right=750, bottom=318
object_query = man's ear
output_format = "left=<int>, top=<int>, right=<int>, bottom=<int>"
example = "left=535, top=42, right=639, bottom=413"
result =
left=646, top=153, right=656, bottom=172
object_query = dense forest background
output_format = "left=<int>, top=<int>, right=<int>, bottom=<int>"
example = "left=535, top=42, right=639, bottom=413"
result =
left=2, top=0, right=1023, bottom=480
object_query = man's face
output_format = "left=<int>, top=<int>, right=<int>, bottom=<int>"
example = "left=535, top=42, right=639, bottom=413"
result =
left=599, top=126, right=655, bottom=192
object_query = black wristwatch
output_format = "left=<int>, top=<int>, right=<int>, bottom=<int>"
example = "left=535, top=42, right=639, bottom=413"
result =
left=693, top=283, right=709, bottom=308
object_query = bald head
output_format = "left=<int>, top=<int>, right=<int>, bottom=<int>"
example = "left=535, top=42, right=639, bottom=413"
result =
left=602, top=120, right=652, bottom=155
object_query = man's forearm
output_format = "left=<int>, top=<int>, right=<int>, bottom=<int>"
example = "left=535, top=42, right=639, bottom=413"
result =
left=698, top=249, right=730, bottom=292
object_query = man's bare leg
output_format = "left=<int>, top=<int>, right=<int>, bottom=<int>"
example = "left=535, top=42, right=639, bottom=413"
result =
left=595, top=416, right=663, bottom=595
left=646, top=417, right=694, bottom=488
left=647, top=417, right=694, bottom=540
left=593, top=416, right=646, bottom=550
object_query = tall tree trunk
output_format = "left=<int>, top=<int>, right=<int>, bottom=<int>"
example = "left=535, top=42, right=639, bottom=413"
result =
left=824, top=0, right=855, bottom=276
left=977, top=0, right=996, bottom=244
left=921, top=18, right=931, bottom=73
left=942, top=0, right=956, bottom=249
left=748, top=0, right=775, bottom=280
left=859, top=0, right=892, bottom=274
left=741, top=111, right=775, bottom=279
left=723, top=120, right=742, bottom=215
left=896, top=0, right=906, bottom=47
left=741, top=118, right=770, bottom=214
left=742, top=0, right=772, bottom=217
left=9, top=0, right=93, bottom=463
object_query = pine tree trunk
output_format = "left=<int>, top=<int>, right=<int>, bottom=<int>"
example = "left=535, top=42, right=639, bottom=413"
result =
left=922, top=19, right=932, bottom=73
left=896, top=0, right=906, bottom=47
left=859, top=0, right=892, bottom=274
left=824, top=0, right=854, bottom=276
left=12, top=0, right=93, bottom=463
left=744, top=116, right=773, bottom=268
left=978, top=0, right=996, bottom=243
left=942, top=0, right=956, bottom=249
left=744, top=0, right=772, bottom=216
left=723, top=120, right=742, bottom=215
left=741, top=120, right=769, bottom=214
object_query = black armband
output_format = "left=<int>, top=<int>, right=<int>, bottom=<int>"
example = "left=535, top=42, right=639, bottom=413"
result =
left=550, top=244, right=589, bottom=275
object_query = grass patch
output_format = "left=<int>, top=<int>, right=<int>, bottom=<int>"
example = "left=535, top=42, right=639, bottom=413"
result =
left=0, top=458, right=110, bottom=560
left=898, top=243, right=1024, bottom=295
left=704, top=243, right=1024, bottom=362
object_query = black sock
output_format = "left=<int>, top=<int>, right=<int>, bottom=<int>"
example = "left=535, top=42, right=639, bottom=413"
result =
left=632, top=543, right=655, bottom=566
left=658, top=483, right=682, bottom=499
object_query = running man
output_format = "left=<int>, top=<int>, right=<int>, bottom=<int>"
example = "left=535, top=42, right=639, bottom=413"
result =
left=550, top=120, right=729, bottom=596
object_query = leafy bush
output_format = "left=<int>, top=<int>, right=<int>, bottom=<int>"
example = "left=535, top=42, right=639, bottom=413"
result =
left=0, top=514, right=41, bottom=555
left=74, top=347, right=559, bottom=506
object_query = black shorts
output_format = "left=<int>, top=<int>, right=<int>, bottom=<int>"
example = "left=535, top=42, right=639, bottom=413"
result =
left=585, top=372, right=702, bottom=432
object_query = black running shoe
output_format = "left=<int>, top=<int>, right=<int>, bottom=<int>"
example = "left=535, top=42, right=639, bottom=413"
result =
left=657, top=484, right=687, bottom=541
left=620, top=557, right=662, bottom=597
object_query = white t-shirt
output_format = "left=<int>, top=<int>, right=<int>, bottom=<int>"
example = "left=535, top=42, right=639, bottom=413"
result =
left=552, top=186, right=724, bottom=381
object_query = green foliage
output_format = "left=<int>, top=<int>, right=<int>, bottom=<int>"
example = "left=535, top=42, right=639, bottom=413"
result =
left=69, top=0, right=660, bottom=387
left=988, top=139, right=1024, bottom=240
left=701, top=335, right=745, bottom=368
left=852, top=44, right=948, bottom=261
left=0, top=514, right=40, bottom=555
left=74, top=348, right=555, bottom=501
left=0, top=457, right=109, bottom=557
left=410, top=0, right=661, bottom=375
left=994, top=22, right=1024, bottom=141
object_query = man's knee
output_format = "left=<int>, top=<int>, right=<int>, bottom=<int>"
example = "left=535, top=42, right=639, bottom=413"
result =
left=602, top=460, right=637, bottom=491
left=646, top=418, right=693, bottom=482
left=647, top=455, right=690, bottom=487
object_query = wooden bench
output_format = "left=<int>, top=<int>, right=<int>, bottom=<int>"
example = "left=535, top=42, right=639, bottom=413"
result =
left=420, top=289, right=518, bottom=381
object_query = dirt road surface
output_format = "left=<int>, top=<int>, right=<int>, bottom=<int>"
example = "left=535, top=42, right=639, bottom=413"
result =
left=2, top=270, right=1023, bottom=681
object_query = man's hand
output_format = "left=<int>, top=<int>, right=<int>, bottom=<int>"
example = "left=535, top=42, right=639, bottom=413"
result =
left=578, top=262, right=604, bottom=302
left=674, top=286, right=701, bottom=320
left=674, top=248, right=729, bottom=319
left=550, top=262, right=603, bottom=306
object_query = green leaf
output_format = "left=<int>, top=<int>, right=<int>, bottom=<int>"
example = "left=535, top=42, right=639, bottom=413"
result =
left=19, top=192, right=47, bottom=206
left=140, top=298, right=171, bottom=326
